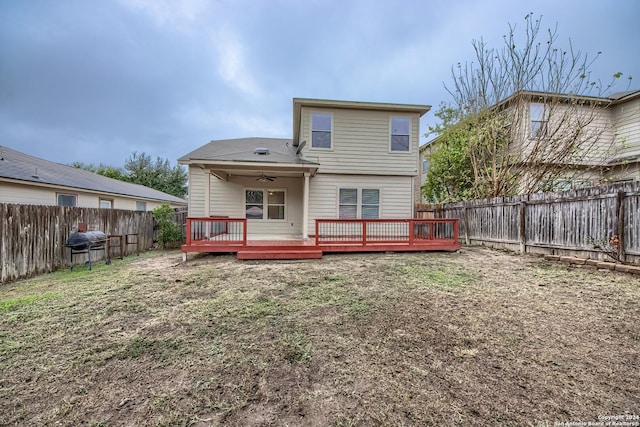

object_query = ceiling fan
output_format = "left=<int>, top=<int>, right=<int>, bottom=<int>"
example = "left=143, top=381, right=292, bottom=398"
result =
left=256, top=173, right=276, bottom=182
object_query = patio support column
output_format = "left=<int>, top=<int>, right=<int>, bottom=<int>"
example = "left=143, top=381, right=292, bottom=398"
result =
left=204, top=170, right=211, bottom=216
left=302, top=172, right=310, bottom=239
left=204, top=170, right=211, bottom=236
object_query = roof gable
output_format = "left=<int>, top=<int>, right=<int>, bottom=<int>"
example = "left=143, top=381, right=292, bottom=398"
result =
left=293, top=98, right=431, bottom=145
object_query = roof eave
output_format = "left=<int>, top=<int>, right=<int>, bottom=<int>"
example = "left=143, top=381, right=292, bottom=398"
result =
left=0, top=177, right=187, bottom=204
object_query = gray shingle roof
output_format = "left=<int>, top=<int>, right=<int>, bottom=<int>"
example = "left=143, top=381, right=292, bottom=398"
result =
left=0, top=146, right=187, bottom=204
left=179, top=137, right=316, bottom=165
left=609, top=90, right=640, bottom=102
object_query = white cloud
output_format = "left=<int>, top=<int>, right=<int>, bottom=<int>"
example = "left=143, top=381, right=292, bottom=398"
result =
left=173, top=103, right=288, bottom=139
left=209, top=27, right=262, bottom=97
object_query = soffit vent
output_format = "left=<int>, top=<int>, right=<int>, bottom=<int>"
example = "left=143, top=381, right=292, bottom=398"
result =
left=254, top=147, right=270, bottom=155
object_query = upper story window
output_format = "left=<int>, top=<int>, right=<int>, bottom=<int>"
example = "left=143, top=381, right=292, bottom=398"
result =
left=390, top=117, right=411, bottom=151
left=311, top=113, right=332, bottom=149
left=422, top=159, right=429, bottom=173
left=530, top=103, right=549, bottom=138
left=57, top=193, right=77, bottom=207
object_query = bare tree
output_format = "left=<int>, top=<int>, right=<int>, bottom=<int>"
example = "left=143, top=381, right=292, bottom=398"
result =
left=442, top=14, right=631, bottom=198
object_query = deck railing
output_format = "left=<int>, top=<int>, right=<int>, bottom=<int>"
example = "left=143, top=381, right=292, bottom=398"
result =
left=315, top=218, right=459, bottom=246
left=185, top=217, right=247, bottom=246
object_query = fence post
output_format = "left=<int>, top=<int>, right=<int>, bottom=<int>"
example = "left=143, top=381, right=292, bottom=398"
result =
left=616, top=191, right=626, bottom=263
left=519, top=201, right=526, bottom=254
left=462, top=207, right=470, bottom=246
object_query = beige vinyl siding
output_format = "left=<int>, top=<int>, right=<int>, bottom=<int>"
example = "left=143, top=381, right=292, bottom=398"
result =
left=0, top=182, right=56, bottom=205
left=299, top=107, right=420, bottom=176
left=207, top=175, right=305, bottom=236
left=0, top=181, right=174, bottom=210
left=308, top=174, right=413, bottom=234
left=612, top=98, right=640, bottom=159
left=520, top=103, right=614, bottom=166
left=187, top=166, right=207, bottom=216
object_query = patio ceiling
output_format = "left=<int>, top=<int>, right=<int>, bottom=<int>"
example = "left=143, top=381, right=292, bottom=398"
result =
left=199, top=160, right=318, bottom=181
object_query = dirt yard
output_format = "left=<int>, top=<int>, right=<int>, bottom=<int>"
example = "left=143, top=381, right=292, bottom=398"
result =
left=1, top=247, right=638, bottom=426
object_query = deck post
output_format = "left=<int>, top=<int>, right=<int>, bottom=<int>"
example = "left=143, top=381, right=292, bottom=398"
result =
left=409, top=219, right=414, bottom=245
left=454, top=219, right=459, bottom=243
left=186, top=218, right=192, bottom=246
left=302, top=172, right=310, bottom=239
left=242, top=219, right=247, bottom=247
left=362, top=221, right=367, bottom=246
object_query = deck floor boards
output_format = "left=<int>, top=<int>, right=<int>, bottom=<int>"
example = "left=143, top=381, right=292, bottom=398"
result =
left=182, top=238, right=461, bottom=260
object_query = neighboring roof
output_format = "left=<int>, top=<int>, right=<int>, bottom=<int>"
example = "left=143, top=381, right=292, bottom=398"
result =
left=293, top=97, right=431, bottom=145
left=609, top=89, right=640, bottom=103
left=0, top=146, right=187, bottom=204
left=178, top=137, right=317, bottom=165
left=494, top=89, right=640, bottom=110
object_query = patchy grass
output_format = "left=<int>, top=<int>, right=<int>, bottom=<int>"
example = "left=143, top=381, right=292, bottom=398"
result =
left=0, top=248, right=639, bottom=426
left=0, top=293, right=57, bottom=313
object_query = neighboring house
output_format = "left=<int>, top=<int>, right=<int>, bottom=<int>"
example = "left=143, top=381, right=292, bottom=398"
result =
left=416, top=141, right=435, bottom=204
left=179, top=98, right=431, bottom=238
left=418, top=89, right=640, bottom=198
left=0, top=146, right=187, bottom=210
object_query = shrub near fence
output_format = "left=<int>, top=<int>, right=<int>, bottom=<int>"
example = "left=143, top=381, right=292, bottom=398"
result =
left=416, top=181, right=640, bottom=264
left=0, top=204, right=157, bottom=284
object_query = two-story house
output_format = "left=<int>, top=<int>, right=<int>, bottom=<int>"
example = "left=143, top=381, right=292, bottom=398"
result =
left=179, top=98, right=431, bottom=240
left=418, top=89, right=640, bottom=202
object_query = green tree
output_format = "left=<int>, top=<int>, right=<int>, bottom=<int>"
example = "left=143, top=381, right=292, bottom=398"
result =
left=70, top=162, right=129, bottom=181
left=422, top=105, right=475, bottom=202
left=152, top=203, right=183, bottom=248
left=125, top=152, right=187, bottom=198
left=71, top=153, right=188, bottom=198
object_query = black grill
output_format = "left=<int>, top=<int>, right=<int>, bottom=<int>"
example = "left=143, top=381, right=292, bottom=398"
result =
left=65, top=230, right=109, bottom=270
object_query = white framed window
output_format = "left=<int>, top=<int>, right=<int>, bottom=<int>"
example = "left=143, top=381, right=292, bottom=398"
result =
left=530, top=103, right=549, bottom=138
left=99, top=198, right=113, bottom=209
left=311, top=113, right=332, bottom=149
left=422, top=159, right=429, bottom=172
left=339, top=188, right=380, bottom=219
left=245, top=189, right=286, bottom=220
left=390, top=117, right=411, bottom=152
left=57, top=193, right=77, bottom=207
left=136, top=201, right=147, bottom=211
left=339, top=188, right=358, bottom=219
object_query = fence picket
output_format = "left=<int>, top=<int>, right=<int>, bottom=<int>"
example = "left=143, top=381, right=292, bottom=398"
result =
left=415, top=182, right=640, bottom=263
left=0, top=204, right=159, bottom=284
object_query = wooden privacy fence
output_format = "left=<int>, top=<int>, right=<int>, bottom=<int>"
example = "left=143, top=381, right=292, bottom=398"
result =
left=416, top=181, right=640, bottom=264
left=0, top=204, right=157, bottom=284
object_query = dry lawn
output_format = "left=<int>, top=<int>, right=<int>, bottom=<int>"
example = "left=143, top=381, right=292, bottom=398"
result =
left=0, top=247, right=639, bottom=426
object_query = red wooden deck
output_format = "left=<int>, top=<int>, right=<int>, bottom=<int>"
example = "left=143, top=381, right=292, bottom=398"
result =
left=182, top=218, right=461, bottom=260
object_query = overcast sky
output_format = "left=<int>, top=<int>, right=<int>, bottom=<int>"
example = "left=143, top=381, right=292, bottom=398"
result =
left=1, top=0, right=639, bottom=167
